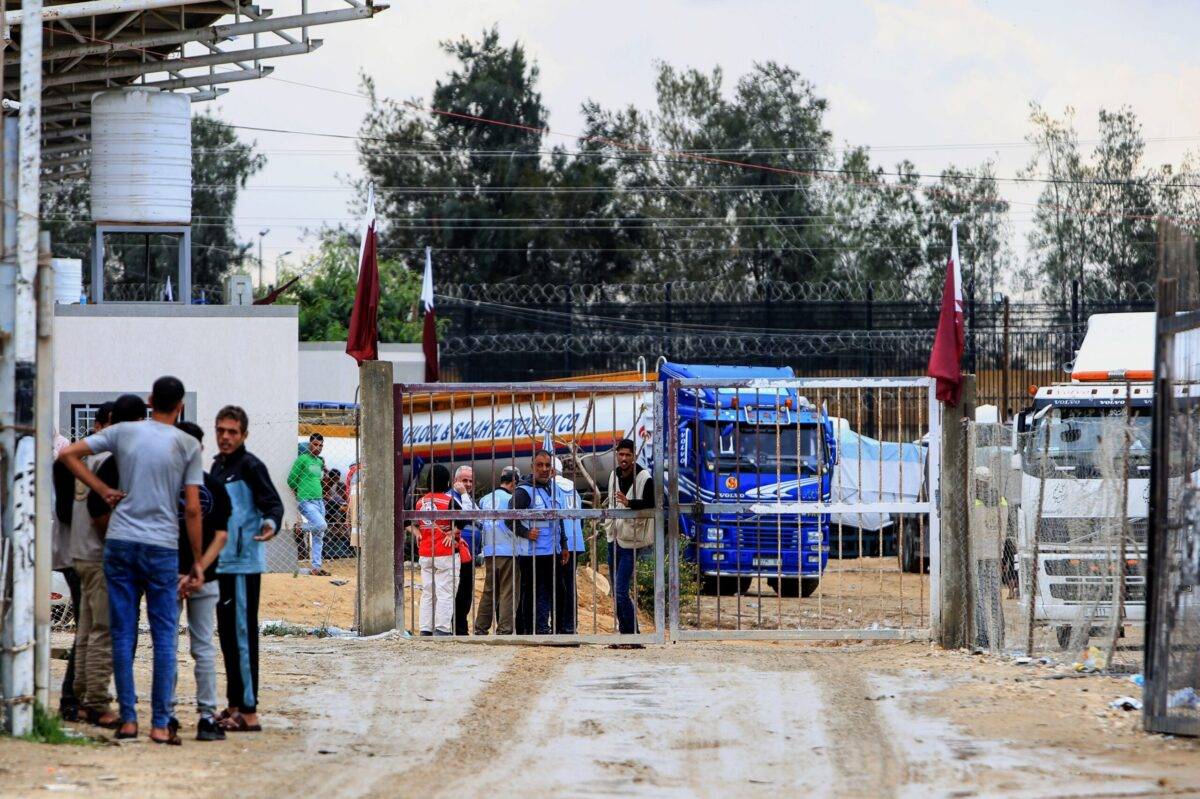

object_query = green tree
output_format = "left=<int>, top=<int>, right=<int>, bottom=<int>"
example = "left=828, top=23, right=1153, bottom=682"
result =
left=190, top=112, right=267, bottom=287
left=284, top=239, right=430, bottom=342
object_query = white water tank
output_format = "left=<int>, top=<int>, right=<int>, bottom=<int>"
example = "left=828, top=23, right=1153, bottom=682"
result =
left=52, top=258, right=82, bottom=303
left=90, top=89, right=191, bottom=224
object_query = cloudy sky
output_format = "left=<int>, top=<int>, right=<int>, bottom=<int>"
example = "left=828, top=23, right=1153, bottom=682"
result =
left=206, top=0, right=1200, bottom=284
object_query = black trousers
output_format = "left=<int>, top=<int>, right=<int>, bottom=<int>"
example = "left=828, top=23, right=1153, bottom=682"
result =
left=555, top=553, right=577, bottom=634
left=516, top=556, right=557, bottom=635
left=217, top=573, right=261, bottom=714
left=57, top=567, right=81, bottom=713
left=453, top=559, right=475, bottom=636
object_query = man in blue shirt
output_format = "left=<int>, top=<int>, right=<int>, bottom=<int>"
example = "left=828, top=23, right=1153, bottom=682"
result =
left=553, top=458, right=584, bottom=635
left=511, top=451, right=568, bottom=635
left=473, top=467, right=522, bottom=635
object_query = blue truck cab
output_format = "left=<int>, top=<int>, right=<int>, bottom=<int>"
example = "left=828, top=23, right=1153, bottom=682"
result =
left=660, top=362, right=837, bottom=598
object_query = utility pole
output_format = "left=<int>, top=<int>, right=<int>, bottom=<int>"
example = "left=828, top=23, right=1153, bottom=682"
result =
left=3, top=0, right=43, bottom=735
left=257, top=227, right=269, bottom=288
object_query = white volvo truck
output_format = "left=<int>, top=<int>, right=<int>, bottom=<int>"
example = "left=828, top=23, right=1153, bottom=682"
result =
left=1016, top=313, right=1153, bottom=649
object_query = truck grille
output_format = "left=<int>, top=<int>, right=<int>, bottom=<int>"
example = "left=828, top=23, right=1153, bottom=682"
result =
left=733, top=524, right=801, bottom=551
left=1047, top=582, right=1146, bottom=603
left=1038, top=517, right=1147, bottom=545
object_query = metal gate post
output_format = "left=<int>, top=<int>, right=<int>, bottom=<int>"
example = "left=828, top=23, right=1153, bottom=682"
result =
left=652, top=383, right=666, bottom=642
left=667, top=378, right=681, bottom=641
left=927, top=377, right=943, bottom=634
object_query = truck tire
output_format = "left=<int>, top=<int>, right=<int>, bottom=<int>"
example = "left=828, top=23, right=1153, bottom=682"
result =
left=700, top=575, right=747, bottom=596
left=767, top=577, right=817, bottom=598
left=1056, top=625, right=1073, bottom=650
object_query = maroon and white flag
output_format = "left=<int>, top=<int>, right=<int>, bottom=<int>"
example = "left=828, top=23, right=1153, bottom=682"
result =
left=927, top=222, right=965, bottom=405
left=422, top=246, right=439, bottom=383
left=346, top=183, right=380, bottom=365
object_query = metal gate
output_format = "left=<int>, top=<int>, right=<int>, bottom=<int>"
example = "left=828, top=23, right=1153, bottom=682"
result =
left=1146, top=264, right=1200, bottom=736
left=665, top=376, right=940, bottom=640
left=391, top=376, right=940, bottom=644
left=394, top=380, right=666, bottom=645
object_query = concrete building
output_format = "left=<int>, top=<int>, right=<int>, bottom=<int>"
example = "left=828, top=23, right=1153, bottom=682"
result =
left=299, top=342, right=423, bottom=404
left=53, top=302, right=300, bottom=568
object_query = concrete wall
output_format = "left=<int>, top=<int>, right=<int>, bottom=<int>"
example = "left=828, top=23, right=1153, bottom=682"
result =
left=298, top=342, right=423, bottom=404
left=53, top=303, right=300, bottom=569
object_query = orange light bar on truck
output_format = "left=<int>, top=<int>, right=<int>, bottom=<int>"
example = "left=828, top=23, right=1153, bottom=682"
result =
left=1071, top=369, right=1154, bottom=382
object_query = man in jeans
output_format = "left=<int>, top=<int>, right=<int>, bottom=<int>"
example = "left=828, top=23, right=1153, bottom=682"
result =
left=288, top=433, right=328, bottom=576
left=173, top=422, right=232, bottom=741
left=58, top=376, right=204, bottom=744
left=607, top=439, right=653, bottom=648
left=212, top=405, right=284, bottom=733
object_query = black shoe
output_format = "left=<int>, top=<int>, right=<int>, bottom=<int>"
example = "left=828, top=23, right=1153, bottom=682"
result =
left=59, top=703, right=80, bottom=722
left=419, top=630, right=433, bottom=637
left=196, top=717, right=226, bottom=741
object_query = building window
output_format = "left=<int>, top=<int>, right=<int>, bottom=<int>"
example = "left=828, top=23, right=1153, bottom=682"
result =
left=59, top=391, right=196, bottom=440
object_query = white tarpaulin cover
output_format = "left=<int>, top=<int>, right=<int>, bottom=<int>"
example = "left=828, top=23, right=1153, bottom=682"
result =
left=830, top=418, right=927, bottom=531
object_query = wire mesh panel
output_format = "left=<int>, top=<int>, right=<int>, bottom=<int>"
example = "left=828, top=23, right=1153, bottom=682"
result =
left=664, top=376, right=939, bottom=640
left=393, top=381, right=665, bottom=644
left=1146, top=270, right=1200, bottom=736
left=967, top=416, right=1147, bottom=672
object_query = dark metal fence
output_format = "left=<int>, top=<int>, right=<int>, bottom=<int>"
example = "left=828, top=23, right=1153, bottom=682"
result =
left=439, top=279, right=1154, bottom=416
left=1146, top=227, right=1200, bottom=738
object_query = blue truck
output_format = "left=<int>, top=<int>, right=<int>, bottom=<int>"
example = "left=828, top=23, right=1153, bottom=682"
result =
left=661, top=363, right=837, bottom=597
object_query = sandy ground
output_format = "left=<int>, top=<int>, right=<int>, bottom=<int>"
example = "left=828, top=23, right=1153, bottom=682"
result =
left=260, top=557, right=359, bottom=629
left=4, top=635, right=1197, bottom=798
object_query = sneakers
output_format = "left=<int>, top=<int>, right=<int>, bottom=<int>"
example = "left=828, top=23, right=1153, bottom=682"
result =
left=197, top=716, right=226, bottom=741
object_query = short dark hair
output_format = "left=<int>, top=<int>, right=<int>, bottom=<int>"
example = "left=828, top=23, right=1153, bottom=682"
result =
left=150, top=376, right=185, bottom=413
left=427, top=463, right=451, bottom=493
left=112, top=394, right=147, bottom=424
left=616, top=438, right=637, bottom=454
left=499, top=466, right=520, bottom=485
left=309, top=432, right=324, bottom=443
left=533, top=449, right=553, bottom=461
left=216, top=405, right=249, bottom=434
left=176, top=420, right=204, bottom=443
left=94, top=401, right=115, bottom=428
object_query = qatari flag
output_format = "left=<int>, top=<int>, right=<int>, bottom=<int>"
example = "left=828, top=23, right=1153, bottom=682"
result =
left=422, top=246, right=439, bottom=382
left=346, top=183, right=380, bottom=365
left=927, top=222, right=965, bottom=405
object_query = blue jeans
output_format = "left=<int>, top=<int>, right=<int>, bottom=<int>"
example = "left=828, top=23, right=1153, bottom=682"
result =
left=298, top=499, right=327, bottom=569
left=104, top=539, right=179, bottom=729
left=610, top=544, right=638, bottom=635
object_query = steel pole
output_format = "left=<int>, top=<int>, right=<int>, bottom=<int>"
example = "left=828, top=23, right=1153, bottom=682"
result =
left=34, top=232, right=52, bottom=714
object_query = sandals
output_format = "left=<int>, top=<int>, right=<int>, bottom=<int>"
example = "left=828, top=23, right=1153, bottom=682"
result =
left=310, top=568, right=332, bottom=576
left=218, top=712, right=262, bottom=732
left=114, top=723, right=138, bottom=740
left=84, top=708, right=120, bottom=729
left=151, top=718, right=183, bottom=746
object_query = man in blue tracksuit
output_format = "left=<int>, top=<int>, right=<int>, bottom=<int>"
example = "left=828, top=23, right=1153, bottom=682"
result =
left=511, top=450, right=568, bottom=635
left=210, top=405, right=284, bottom=733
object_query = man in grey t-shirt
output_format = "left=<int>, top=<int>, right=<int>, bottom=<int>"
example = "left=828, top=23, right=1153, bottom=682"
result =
left=59, top=376, right=203, bottom=745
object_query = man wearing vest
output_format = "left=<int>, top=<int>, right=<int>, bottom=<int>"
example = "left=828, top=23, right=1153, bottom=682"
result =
left=416, top=465, right=465, bottom=636
left=511, top=450, right=569, bottom=635
left=608, top=438, right=654, bottom=642
left=553, top=457, right=584, bottom=635
left=474, top=467, right=522, bottom=636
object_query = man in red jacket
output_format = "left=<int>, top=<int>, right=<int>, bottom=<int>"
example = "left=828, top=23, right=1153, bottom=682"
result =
left=416, top=465, right=464, bottom=636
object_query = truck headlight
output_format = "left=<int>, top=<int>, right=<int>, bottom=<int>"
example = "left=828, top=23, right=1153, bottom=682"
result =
left=805, top=529, right=823, bottom=543
left=704, top=527, right=722, bottom=542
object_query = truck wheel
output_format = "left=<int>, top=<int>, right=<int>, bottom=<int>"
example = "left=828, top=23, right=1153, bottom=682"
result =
left=768, top=577, right=803, bottom=598
left=1056, top=625, right=1073, bottom=650
left=800, top=578, right=820, bottom=598
left=701, top=575, right=742, bottom=596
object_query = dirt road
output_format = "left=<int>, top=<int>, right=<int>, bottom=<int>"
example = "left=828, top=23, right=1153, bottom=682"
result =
left=4, top=638, right=1197, bottom=798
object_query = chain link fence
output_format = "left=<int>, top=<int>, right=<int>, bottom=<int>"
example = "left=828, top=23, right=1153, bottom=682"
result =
left=964, top=419, right=1145, bottom=673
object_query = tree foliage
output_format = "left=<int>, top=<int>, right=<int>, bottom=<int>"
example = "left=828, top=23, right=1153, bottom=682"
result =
left=283, top=239, right=432, bottom=343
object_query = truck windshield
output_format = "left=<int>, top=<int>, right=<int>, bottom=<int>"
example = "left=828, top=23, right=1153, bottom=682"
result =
left=1022, top=408, right=1151, bottom=478
left=702, top=422, right=820, bottom=472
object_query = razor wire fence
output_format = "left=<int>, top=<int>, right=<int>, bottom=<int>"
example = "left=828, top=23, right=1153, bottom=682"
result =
left=963, top=419, right=1146, bottom=673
